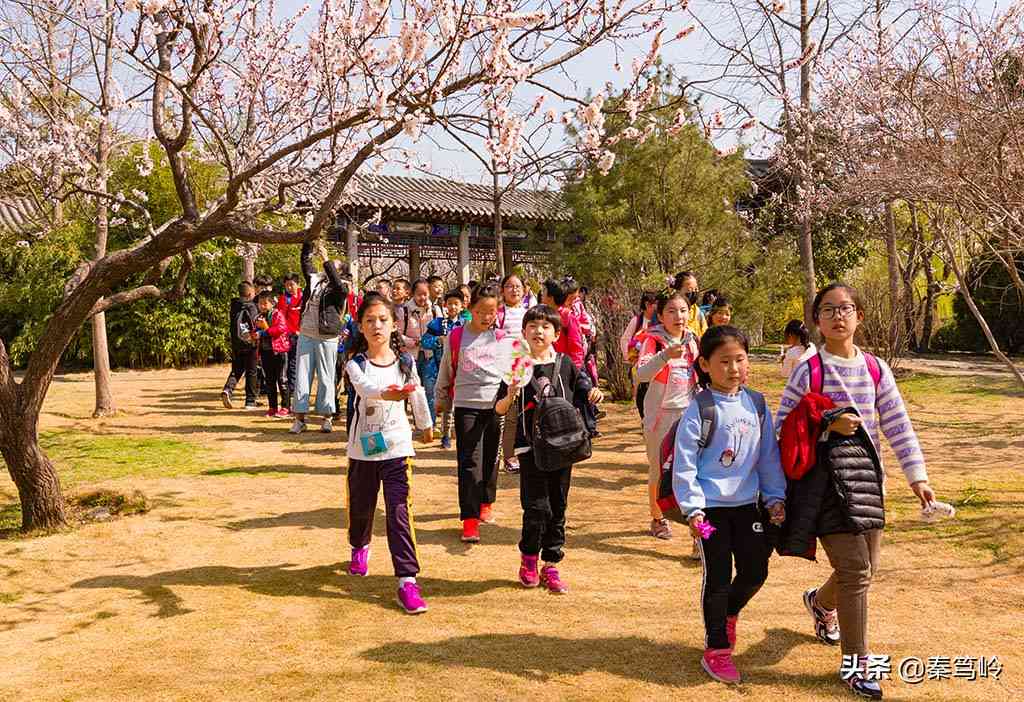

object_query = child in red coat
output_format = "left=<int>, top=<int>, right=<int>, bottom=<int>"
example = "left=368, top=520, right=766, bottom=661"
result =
left=255, top=290, right=292, bottom=418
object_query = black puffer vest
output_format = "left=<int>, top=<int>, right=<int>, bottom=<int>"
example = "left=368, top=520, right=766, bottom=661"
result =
left=779, top=408, right=885, bottom=558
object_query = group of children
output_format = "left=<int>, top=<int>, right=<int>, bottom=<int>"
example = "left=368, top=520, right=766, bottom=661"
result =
left=224, top=259, right=938, bottom=700
left=613, top=276, right=937, bottom=699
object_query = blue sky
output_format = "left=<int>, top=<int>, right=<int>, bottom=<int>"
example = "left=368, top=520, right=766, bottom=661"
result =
left=274, top=0, right=1009, bottom=184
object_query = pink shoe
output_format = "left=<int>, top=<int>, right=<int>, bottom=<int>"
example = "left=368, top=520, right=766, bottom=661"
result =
left=519, top=554, right=540, bottom=588
left=265, top=410, right=277, bottom=419
left=540, top=565, right=568, bottom=594
left=726, top=615, right=738, bottom=649
left=275, top=408, right=291, bottom=418
left=396, top=581, right=428, bottom=614
left=348, top=546, right=368, bottom=576
left=701, top=648, right=741, bottom=684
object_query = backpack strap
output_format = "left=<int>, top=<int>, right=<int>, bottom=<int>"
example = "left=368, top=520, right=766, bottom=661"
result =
left=398, top=352, right=415, bottom=383
left=863, top=352, right=882, bottom=389
left=743, top=387, right=767, bottom=428
left=449, top=325, right=464, bottom=379
left=353, top=353, right=367, bottom=373
left=695, top=389, right=717, bottom=459
left=807, top=352, right=824, bottom=395
left=552, top=353, right=566, bottom=399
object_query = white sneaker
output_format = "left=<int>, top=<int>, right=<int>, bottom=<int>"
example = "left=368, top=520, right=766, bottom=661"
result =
left=289, top=419, right=306, bottom=434
left=320, top=416, right=333, bottom=433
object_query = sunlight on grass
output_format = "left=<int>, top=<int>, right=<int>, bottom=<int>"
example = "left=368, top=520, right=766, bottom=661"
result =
left=38, top=431, right=216, bottom=485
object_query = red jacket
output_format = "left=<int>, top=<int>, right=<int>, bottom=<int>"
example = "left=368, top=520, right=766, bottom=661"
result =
left=553, top=306, right=586, bottom=369
left=277, top=290, right=303, bottom=335
left=779, top=392, right=836, bottom=480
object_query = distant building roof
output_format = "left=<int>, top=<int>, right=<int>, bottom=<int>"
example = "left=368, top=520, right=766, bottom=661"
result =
left=297, top=173, right=571, bottom=224
left=0, top=196, right=41, bottom=236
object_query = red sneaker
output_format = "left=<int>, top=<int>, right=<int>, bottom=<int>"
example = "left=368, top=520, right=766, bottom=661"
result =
left=519, top=554, right=540, bottom=587
left=701, top=648, right=741, bottom=684
left=275, top=408, right=291, bottom=418
left=479, top=503, right=495, bottom=524
left=460, top=518, right=480, bottom=543
left=264, top=410, right=277, bottom=419
left=540, top=565, right=568, bottom=594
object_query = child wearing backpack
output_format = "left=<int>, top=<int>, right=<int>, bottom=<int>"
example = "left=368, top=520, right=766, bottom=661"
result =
left=344, top=294, right=433, bottom=615
left=636, top=289, right=699, bottom=542
left=420, top=290, right=466, bottom=448
left=494, top=305, right=603, bottom=593
left=670, top=325, right=786, bottom=685
left=775, top=282, right=936, bottom=700
left=779, top=319, right=816, bottom=379
left=252, top=290, right=292, bottom=418
left=435, top=283, right=507, bottom=544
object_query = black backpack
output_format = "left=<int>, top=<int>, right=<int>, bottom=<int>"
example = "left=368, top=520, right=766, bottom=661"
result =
left=529, top=355, right=592, bottom=471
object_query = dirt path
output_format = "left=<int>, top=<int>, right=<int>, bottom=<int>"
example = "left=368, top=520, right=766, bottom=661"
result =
left=1, top=365, right=1021, bottom=701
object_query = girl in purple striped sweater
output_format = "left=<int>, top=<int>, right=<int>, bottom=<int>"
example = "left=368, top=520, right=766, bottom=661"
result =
left=776, top=282, right=939, bottom=701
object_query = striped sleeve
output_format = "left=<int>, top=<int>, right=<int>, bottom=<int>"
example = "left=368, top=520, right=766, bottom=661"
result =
left=876, top=359, right=928, bottom=485
left=774, top=361, right=810, bottom=431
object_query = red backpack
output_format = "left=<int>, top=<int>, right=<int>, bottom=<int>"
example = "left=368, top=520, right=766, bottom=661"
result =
left=655, top=387, right=767, bottom=523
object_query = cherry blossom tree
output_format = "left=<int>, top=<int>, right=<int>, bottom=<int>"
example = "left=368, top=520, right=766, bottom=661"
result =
left=810, top=0, right=1024, bottom=385
left=0, top=0, right=697, bottom=530
left=685, top=0, right=871, bottom=324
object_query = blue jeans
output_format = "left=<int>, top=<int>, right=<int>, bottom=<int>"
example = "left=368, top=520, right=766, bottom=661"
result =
left=293, top=334, right=337, bottom=416
left=418, top=356, right=438, bottom=425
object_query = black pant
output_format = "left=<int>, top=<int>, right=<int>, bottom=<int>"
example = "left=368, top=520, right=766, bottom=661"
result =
left=286, top=333, right=298, bottom=399
left=259, top=349, right=288, bottom=412
left=223, top=347, right=258, bottom=405
left=519, top=452, right=572, bottom=563
left=455, top=407, right=500, bottom=520
left=636, top=382, right=649, bottom=420
left=697, top=503, right=772, bottom=650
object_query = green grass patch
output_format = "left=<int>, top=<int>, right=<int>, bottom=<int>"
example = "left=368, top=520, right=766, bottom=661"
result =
left=0, top=500, right=20, bottom=532
left=38, top=431, right=218, bottom=485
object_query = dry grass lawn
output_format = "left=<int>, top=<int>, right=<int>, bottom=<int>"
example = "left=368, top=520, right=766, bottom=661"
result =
left=1, top=362, right=1022, bottom=701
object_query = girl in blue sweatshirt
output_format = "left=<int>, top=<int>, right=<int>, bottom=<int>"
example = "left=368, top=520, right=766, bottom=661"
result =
left=671, top=325, right=787, bottom=686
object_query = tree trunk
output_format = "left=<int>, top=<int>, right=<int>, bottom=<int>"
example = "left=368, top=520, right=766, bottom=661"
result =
left=883, top=202, right=903, bottom=353
left=91, top=9, right=116, bottom=418
left=941, top=234, right=1024, bottom=387
left=493, top=172, right=505, bottom=279
left=91, top=311, right=115, bottom=416
left=920, top=253, right=938, bottom=352
left=0, top=406, right=68, bottom=531
left=242, top=254, right=255, bottom=283
left=797, top=0, right=817, bottom=327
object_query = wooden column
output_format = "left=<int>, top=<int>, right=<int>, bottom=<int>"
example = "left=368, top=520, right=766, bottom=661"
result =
left=458, top=225, right=471, bottom=284
left=346, top=222, right=359, bottom=287
left=502, top=245, right=515, bottom=278
left=409, top=242, right=421, bottom=280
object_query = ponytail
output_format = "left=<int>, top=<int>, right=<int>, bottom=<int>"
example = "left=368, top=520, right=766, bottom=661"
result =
left=783, top=319, right=811, bottom=349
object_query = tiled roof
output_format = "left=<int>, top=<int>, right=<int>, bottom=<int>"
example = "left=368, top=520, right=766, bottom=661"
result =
left=296, top=173, right=571, bottom=222
left=0, top=196, right=41, bottom=236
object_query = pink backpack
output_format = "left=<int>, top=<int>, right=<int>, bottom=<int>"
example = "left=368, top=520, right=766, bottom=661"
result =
left=806, top=352, right=881, bottom=394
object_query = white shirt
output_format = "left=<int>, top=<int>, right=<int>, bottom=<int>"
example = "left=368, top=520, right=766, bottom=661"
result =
left=780, top=343, right=817, bottom=379
left=345, top=357, right=432, bottom=461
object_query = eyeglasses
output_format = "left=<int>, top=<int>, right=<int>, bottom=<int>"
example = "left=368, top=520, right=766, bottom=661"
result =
left=819, top=304, right=857, bottom=320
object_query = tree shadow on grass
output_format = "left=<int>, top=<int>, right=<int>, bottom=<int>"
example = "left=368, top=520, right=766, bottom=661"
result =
left=359, top=627, right=826, bottom=690
left=71, top=563, right=513, bottom=617
left=225, top=507, right=344, bottom=531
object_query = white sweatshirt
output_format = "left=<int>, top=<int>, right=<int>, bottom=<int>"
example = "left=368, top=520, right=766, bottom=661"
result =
left=345, top=357, right=432, bottom=461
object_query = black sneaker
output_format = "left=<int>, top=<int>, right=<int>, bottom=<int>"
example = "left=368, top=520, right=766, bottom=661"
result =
left=844, top=671, right=883, bottom=699
left=803, top=588, right=841, bottom=645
